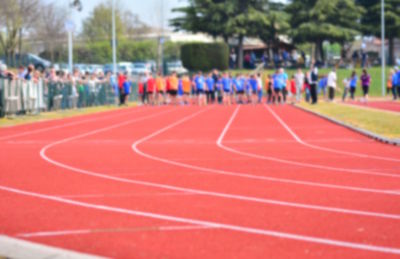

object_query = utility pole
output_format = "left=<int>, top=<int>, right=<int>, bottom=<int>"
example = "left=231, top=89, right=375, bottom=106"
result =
left=112, top=0, right=117, bottom=75
left=67, top=0, right=82, bottom=74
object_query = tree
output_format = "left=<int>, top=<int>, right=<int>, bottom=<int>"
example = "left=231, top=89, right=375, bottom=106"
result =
left=287, top=0, right=363, bottom=62
left=33, top=3, right=67, bottom=63
left=81, top=0, right=125, bottom=42
left=0, top=0, right=40, bottom=65
left=171, top=0, right=270, bottom=68
left=358, top=0, right=400, bottom=65
left=258, top=1, right=290, bottom=55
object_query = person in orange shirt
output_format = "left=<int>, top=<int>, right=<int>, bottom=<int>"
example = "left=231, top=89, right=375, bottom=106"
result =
left=169, top=72, right=179, bottom=105
left=182, top=74, right=192, bottom=105
left=387, top=69, right=394, bottom=95
left=147, top=74, right=156, bottom=105
left=155, top=72, right=165, bottom=105
left=265, top=74, right=273, bottom=104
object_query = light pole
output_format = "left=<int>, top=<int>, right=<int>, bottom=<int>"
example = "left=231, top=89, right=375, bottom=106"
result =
left=67, top=0, right=82, bottom=74
left=381, top=0, right=385, bottom=97
left=112, top=0, right=117, bottom=75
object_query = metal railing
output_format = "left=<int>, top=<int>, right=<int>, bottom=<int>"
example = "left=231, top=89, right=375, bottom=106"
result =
left=0, top=79, right=138, bottom=117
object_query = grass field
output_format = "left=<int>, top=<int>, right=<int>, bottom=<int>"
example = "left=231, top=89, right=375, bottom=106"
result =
left=297, top=102, right=400, bottom=139
left=0, top=104, right=135, bottom=127
left=230, top=66, right=390, bottom=97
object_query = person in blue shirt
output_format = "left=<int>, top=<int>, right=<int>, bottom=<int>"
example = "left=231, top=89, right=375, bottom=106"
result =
left=177, top=75, right=184, bottom=104
left=222, top=73, right=232, bottom=105
left=272, top=69, right=284, bottom=104
left=395, top=67, right=400, bottom=100
left=205, top=73, right=215, bottom=104
left=247, top=74, right=258, bottom=104
left=234, top=74, right=245, bottom=104
left=194, top=71, right=206, bottom=106
left=392, top=68, right=398, bottom=100
left=349, top=71, right=358, bottom=100
left=318, top=75, right=328, bottom=100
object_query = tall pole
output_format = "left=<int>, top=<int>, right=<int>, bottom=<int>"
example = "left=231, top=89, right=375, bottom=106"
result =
left=68, top=30, right=73, bottom=74
left=381, top=0, right=385, bottom=97
left=112, top=0, right=117, bottom=75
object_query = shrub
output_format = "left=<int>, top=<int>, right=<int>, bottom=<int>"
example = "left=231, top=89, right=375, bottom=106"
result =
left=181, top=43, right=229, bottom=71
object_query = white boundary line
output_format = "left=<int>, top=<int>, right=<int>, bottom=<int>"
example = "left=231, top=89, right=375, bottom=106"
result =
left=2, top=185, right=400, bottom=255
left=0, top=106, right=152, bottom=141
left=37, top=106, right=400, bottom=218
left=0, top=234, right=105, bottom=259
left=216, top=106, right=400, bottom=179
left=264, top=105, right=400, bottom=162
left=17, top=225, right=214, bottom=238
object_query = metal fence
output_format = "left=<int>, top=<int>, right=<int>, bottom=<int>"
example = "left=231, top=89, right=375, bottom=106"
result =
left=0, top=79, right=138, bottom=117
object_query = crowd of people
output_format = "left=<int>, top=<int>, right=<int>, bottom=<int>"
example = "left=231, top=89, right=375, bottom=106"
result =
left=1, top=62, right=400, bottom=112
left=132, top=64, right=390, bottom=107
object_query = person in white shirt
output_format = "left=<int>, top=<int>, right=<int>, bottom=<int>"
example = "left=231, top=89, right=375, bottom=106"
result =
left=327, top=68, right=337, bottom=101
left=294, top=68, right=304, bottom=102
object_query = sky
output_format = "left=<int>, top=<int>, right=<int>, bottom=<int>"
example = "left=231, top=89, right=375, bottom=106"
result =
left=44, top=0, right=188, bottom=31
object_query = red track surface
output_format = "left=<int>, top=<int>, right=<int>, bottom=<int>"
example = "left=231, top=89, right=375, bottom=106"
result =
left=347, top=100, right=400, bottom=113
left=1, top=105, right=400, bottom=258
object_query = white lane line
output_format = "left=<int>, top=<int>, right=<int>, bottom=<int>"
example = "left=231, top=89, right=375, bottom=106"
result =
left=216, top=106, right=400, bottom=179
left=58, top=191, right=194, bottom=199
left=0, top=234, right=105, bottom=259
left=0, top=106, right=150, bottom=141
left=266, top=105, right=400, bottom=162
left=17, top=225, right=213, bottom=238
left=2, top=185, right=400, bottom=256
left=39, top=106, right=400, bottom=222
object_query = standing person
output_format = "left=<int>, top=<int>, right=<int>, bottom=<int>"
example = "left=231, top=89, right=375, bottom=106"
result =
left=272, top=69, right=284, bottom=104
left=169, top=72, right=179, bottom=105
left=182, top=74, right=192, bottom=105
left=256, top=73, right=263, bottom=103
left=229, top=49, right=237, bottom=69
left=266, top=74, right=273, bottom=104
left=360, top=69, right=371, bottom=103
left=294, top=68, right=304, bottom=103
left=233, top=74, right=245, bottom=104
left=289, top=75, right=296, bottom=103
left=222, top=73, right=232, bottom=106
left=122, top=75, right=131, bottom=105
left=318, top=75, right=328, bottom=100
left=194, top=71, right=206, bottom=106
left=349, top=71, right=358, bottom=100
left=118, top=72, right=126, bottom=105
left=205, top=73, right=214, bottom=104
left=387, top=69, right=394, bottom=97
left=155, top=72, right=165, bottom=105
left=391, top=67, right=398, bottom=100
left=304, top=71, right=311, bottom=103
left=212, top=69, right=219, bottom=103
left=342, top=77, right=350, bottom=102
left=396, top=67, right=400, bottom=100
left=327, top=68, right=337, bottom=102
left=281, top=68, right=289, bottom=103
left=147, top=74, right=156, bottom=105
left=109, top=72, right=119, bottom=106
left=310, top=64, right=319, bottom=104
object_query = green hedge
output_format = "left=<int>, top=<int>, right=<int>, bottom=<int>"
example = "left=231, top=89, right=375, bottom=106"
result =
left=40, top=40, right=182, bottom=64
left=181, top=43, right=229, bottom=71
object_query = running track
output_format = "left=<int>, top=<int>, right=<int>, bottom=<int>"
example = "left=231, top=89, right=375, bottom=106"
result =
left=347, top=100, right=400, bottom=113
left=1, top=104, right=400, bottom=258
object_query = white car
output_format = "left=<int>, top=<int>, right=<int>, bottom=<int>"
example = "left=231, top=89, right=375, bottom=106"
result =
left=167, top=61, right=188, bottom=75
left=118, top=62, right=134, bottom=75
left=132, top=62, right=151, bottom=75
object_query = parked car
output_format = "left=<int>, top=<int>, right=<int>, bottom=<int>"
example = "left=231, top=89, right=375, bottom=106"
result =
left=118, top=62, right=134, bottom=75
left=53, top=63, right=69, bottom=75
left=88, top=64, right=104, bottom=75
left=131, top=62, right=151, bottom=75
left=74, top=64, right=90, bottom=75
left=103, top=63, right=114, bottom=74
left=4, top=53, right=51, bottom=71
left=166, top=60, right=188, bottom=75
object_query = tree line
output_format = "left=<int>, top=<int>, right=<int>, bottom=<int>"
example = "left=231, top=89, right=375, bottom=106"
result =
left=171, top=0, right=400, bottom=67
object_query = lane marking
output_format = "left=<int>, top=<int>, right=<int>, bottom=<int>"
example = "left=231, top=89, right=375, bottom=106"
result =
left=39, top=106, right=400, bottom=223
left=58, top=191, right=194, bottom=199
left=0, top=234, right=105, bottom=259
left=17, top=225, right=213, bottom=238
left=265, top=105, right=400, bottom=162
left=0, top=106, right=153, bottom=141
left=216, top=106, right=400, bottom=179
left=2, top=185, right=400, bottom=255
